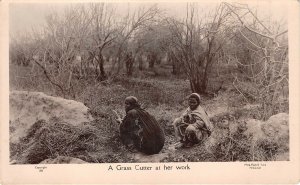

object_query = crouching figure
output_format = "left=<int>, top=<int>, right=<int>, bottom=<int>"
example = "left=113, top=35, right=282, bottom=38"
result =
left=173, top=93, right=213, bottom=148
left=116, top=96, right=165, bottom=154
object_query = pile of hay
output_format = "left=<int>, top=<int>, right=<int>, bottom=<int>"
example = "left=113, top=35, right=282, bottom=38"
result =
left=9, top=91, right=102, bottom=164
left=13, top=119, right=101, bottom=164
left=9, top=91, right=94, bottom=144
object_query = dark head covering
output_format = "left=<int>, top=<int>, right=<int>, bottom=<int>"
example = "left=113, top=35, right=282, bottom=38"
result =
left=125, top=96, right=141, bottom=112
left=189, top=93, right=201, bottom=104
left=125, top=96, right=140, bottom=107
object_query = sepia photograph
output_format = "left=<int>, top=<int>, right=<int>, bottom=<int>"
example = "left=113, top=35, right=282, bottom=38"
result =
left=7, top=1, right=290, bottom=165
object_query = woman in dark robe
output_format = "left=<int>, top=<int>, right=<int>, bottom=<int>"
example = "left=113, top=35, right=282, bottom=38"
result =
left=117, top=96, right=165, bottom=155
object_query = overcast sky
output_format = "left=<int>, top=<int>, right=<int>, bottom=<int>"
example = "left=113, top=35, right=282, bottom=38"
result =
left=9, top=1, right=288, bottom=36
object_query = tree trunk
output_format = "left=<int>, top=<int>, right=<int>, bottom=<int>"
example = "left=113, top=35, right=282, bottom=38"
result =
left=190, top=76, right=203, bottom=94
left=148, top=54, right=155, bottom=69
left=149, top=59, right=155, bottom=69
left=138, top=55, right=143, bottom=71
left=139, top=60, right=143, bottom=71
left=200, top=74, right=208, bottom=94
left=99, top=54, right=107, bottom=80
left=125, top=53, right=134, bottom=76
left=200, top=63, right=209, bottom=94
left=172, top=59, right=181, bottom=75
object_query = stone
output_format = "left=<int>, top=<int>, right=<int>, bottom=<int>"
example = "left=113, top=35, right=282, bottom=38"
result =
left=262, top=113, right=289, bottom=140
left=9, top=91, right=94, bottom=144
left=40, top=156, right=87, bottom=164
left=244, top=113, right=289, bottom=161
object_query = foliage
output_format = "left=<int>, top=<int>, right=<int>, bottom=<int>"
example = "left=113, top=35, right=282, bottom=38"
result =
left=9, top=2, right=289, bottom=163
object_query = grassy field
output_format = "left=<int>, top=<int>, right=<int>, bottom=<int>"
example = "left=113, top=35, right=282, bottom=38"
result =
left=9, top=62, right=289, bottom=163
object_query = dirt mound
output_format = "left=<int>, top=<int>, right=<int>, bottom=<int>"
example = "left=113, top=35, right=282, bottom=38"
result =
left=11, top=119, right=102, bottom=164
left=10, top=91, right=94, bottom=144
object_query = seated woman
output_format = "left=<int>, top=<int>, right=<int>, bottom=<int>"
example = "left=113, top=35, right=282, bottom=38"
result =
left=116, top=96, right=165, bottom=155
left=173, top=93, right=213, bottom=148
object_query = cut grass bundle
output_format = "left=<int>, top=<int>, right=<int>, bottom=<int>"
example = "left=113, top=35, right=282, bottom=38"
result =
left=15, top=120, right=102, bottom=164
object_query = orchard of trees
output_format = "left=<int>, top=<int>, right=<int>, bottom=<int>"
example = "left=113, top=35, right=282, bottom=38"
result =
left=10, top=2, right=288, bottom=120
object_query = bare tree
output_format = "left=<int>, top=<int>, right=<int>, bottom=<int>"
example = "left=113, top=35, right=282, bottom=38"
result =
left=167, top=3, right=232, bottom=94
left=131, top=20, right=172, bottom=75
left=223, top=2, right=288, bottom=119
left=32, top=5, right=93, bottom=98
left=10, top=32, right=38, bottom=67
left=109, top=4, right=161, bottom=77
left=84, top=3, right=118, bottom=81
